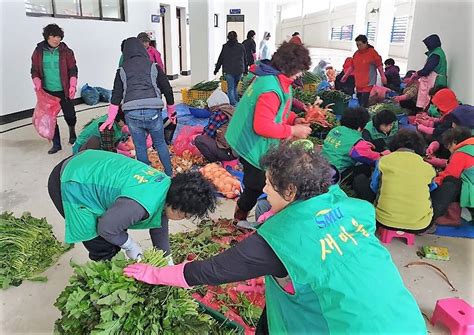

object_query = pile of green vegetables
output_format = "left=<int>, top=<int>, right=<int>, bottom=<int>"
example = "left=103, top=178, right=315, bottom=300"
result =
left=368, top=102, right=409, bottom=116
left=190, top=81, right=220, bottom=92
left=0, top=212, right=70, bottom=289
left=293, top=88, right=317, bottom=105
left=55, top=249, right=232, bottom=335
left=301, top=71, right=323, bottom=85
left=188, top=99, right=207, bottom=109
left=319, top=90, right=351, bottom=104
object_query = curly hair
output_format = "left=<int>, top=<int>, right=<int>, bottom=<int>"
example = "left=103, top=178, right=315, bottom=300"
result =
left=441, top=127, right=472, bottom=148
left=43, top=24, right=64, bottom=41
left=166, top=172, right=217, bottom=218
left=271, top=42, right=311, bottom=76
left=260, top=141, right=333, bottom=201
left=388, top=129, right=426, bottom=156
left=373, top=109, right=397, bottom=129
left=341, top=107, right=371, bottom=130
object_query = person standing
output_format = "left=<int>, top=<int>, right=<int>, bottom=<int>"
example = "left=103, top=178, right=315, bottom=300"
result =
left=242, top=30, right=257, bottom=71
left=31, top=23, right=78, bottom=154
left=342, top=35, right=387, bottom=107
left=137, top=32, right=165, bottom=71
left=258, top=32, right=273, bottom=60
left=214, top=31, right=246, bottom=106
left=100, top=37, right=175, bottom=177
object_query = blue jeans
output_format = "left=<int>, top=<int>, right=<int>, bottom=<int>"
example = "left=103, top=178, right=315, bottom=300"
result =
left=225, top=74, right=242, bottom=106
left=125, top=109, right=173, bottom=176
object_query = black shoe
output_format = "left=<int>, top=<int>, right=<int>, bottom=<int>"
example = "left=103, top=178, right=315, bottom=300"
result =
left=48, top=146, right=62, bottom=154
left=68, top=126, right=77, bottom=144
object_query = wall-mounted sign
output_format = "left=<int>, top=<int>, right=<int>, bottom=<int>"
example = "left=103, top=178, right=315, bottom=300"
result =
left=160, top=6, right=166, bottom=15
left=151, top=14, right=160, bottom=23
left=229, top=9, right=241, bottom=14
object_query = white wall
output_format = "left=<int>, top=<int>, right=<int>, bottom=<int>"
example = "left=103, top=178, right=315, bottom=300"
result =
left=407, top=0, right=474, bottom=104
left=0, top=0, right=188, bottom=115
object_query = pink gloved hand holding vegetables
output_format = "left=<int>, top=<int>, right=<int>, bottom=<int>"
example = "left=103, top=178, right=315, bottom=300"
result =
left=99, top=104, right=119, bottom=131
left=124, top=262, right=191, bottom=288
left=425, top=156, right=447, bottom=169
left=69, top=77, right=77, bottom=99
left=32, top=77, right=42, bottom=91
left=426, top=141, right=440, bottom=156
left=417, top=124, right=434, bottom=135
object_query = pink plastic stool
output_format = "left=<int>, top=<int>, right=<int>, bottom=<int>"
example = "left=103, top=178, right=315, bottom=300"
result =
left=431, top=298, right=474, bottom=335
left=378, top=228, right=415, bottom=245
left=222, top=159, right=239, bottom=170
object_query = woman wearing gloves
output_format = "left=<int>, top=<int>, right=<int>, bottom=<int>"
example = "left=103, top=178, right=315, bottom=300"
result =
left=124, top=142, right=426, bottom=334
left=48, top=150, right=216, bottom=261
left=101, top=37, right=176, bottom=176
left=342, top=35, right=387, bottom=108
left=31, top=23, right=78, bottom=154
left=225, top=42, right=313, bottom=221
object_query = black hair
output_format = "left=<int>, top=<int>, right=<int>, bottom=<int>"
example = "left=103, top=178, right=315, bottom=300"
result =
left=441, top=127, right=472, bottom=148
left=384, top=58, right=395, bottom=66
left=429, top=85, right=447, bottom=97
left=355, top=34, right=374, bottom=48
left=271, top=42, right=311, bottom=76
left=260, top=141, right=333, bottom=201
left=43, top=24, right=64, bottom=41
left=247, top=30, right=256, bottom=39
left=404, top=70, right=416, bottom=79
left=292, top=32, right=300, bottom=36
left=227, top=31, right=238, bottom=41
left=388, top=129, right=426, bottom=156
left=373, top=109, right=397, bottom=129
left=340, top=107, right=371, bottom=130
left=166, top=172, right=217, bottom=218
left=120, top=39, right=126, bottom=52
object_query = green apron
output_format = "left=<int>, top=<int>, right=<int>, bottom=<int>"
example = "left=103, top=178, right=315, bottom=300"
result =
left=61, top=150, right=171, bottom=243
left=322, top=126, right=362, bottom=172
left=72, top=115, right=123, bottom=154
left=457, top=145, right=474, bottom=208
left=225, top=75, right=291, bottom=169
left=258, top=185, right=426, bottom=334
left=426, top=46, right=447, bottom=87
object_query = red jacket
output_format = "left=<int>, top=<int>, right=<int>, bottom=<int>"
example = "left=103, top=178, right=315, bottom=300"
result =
left=435, top=137, right=474, bottom=185
left=352, top=47, right=382, bottom=92
left=253, top=73, right=297, bottom=139
left=31, top=41, right=78, bottom=96
left=147, top=46, right=164, bottom=71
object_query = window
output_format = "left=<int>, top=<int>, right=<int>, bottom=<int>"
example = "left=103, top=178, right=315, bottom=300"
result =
left=24, top=0, right=125, bottom=21
left=390, top=16, right=409, bottom=43
left=331, top=25, right=353, bottom=41
left=366, top=21, right=376, bottom=41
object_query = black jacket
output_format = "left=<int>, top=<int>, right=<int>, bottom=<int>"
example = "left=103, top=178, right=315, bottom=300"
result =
left=111, top=37, right=174, bottom=109
left=242, top=38, right=256, bottom=67
left=215, top=40, right=246, bottom=75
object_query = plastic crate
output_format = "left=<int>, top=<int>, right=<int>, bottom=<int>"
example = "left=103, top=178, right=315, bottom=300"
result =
left=180, top=88, right=214, bottom=105
left=220, top=80, right=228, bottom=93
left=303, top=83, right=318, bottom=92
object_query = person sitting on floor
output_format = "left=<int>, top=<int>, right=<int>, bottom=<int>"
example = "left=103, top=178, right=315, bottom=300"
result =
left=194, top=90, right=238, bottom=163
left=383, top=58, right=401, bottom=93
left=393, top=70, right=419, bottom=113
left=362, top=109, right=399, bottom=152
left=354, top=129, right=436, bottom=233
left=322, top=107, right=384, bottom=181
left=72, top=108, right=125, bottom=154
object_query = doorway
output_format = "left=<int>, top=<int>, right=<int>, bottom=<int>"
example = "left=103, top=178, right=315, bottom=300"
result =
left=177, top=8, right=183, bottom=73
left=160, top=6, right=167, bottom=73
left=226, top=15, right=245, bottom=42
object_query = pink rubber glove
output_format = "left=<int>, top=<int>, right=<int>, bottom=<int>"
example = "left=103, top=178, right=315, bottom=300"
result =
left=257, top=210, right=275, bottom=224
left=167, top=104, right=177, bottom=124
left=32, top=77, right=42, bottom=91
left=425, top=157, right=447, bottom=168
left=426, top=141, right=440, bottom=156
left=417, top=124, right=435, bottom=135
left=381, top=150, right=391, bottom=156
left=408, top=116, right=417, bottom=125
left=69, top=77, right=77, bottom=99
left=146, top=134, right=153, bottom=149
left=99, top=104, right=119, bottom=131
left=393, top=95, right=407, bottom=103
left=123, top=262, right=191, bottom=288
left=417, top=118, right=436, bottom=127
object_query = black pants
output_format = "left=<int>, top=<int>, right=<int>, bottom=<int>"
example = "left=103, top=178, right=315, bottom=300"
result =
left=237, top=158, right=266, bottom=212
left=341, top=164, right=372, bottom=185
left=431, top=176, right=462, bottom=220
left=194, top=134, right=237, bottom=162
left=46, top=90, right=76, bottom=148
left=357, top=92, right=370, bottom=108
left=48, top=157, right=170, bottom=261
left=352, top=174, right=376, bottom=203
left=255, top=307, right=269, bottom=334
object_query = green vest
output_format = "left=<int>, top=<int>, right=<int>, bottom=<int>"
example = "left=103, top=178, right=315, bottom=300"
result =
left=426, top=47, right=447, bottom=87
left=428, top=103, right=442, bottom=118
left=72, top=115, right=123, bottom=154
left=43, top=48, right=63, bottom=92
left=364, top=120, right=399, bottom=144
left=457, top=145, right=474, bottom=208
left=61, top=150, right=171, bottom=243
left=258, top=185, right=426, bottom=334
left=225, top=75, right=291, bottom=169
left=322, top=126, right=362, bottom=172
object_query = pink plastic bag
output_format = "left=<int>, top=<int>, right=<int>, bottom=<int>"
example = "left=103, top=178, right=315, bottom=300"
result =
left=32, top=89, right=61, bottom=140
left=173, top=125, right=203, bottom=156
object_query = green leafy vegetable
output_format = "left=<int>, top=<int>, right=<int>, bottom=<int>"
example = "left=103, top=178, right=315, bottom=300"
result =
left=301, top=71, right=323, bottom=85
left=190, top=81, right=220, bottom=92
left=368, top=102, right=409, bottom=116
left=319, top=90, right=351, bottom=104
left=0, top=212, right=71, bottom=289
left=189, top=99, right=207, bottom=108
